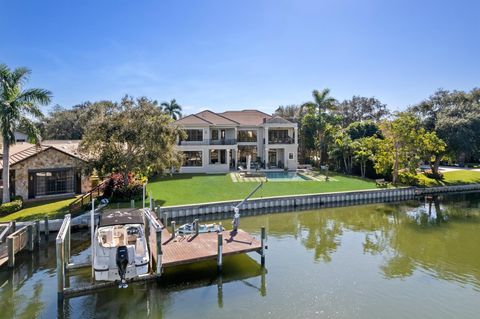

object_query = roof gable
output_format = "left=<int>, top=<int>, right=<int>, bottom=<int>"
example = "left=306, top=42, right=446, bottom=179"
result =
left=219, top=110, right=272, bottom=126
left=0, top=142, right=85, bottom=167
left=264, top=116, right=293, bottom=124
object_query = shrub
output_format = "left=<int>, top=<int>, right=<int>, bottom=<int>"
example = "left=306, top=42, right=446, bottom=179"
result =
left=398, top=171, right=420, bottom=186
left=103, top=173, right=145, bottom=203
left=424, top=169, right=444, bottom=180
left=0, top=196, right=24, bottom=216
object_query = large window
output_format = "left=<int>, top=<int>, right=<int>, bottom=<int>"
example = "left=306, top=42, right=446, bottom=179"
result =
left=268, top=130, right=291, bottom=143
left=33, top=169, right=75, bottom=196
left=237, top=130, right=257, bottom=142
left=183, top=151, right=202, bottom=166
left=185, top=129, right=203, bottom=141
left=238, top=145, right=257, bottom=163
left=210, top=150, right=226, bottom=164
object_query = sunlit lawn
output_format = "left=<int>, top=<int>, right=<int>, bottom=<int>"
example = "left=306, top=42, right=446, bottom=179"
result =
left=417, top=170, right=480, bottom=187
left=147, top=172, right=379, bottom=206
left=0, top=197, right=77, bottom=222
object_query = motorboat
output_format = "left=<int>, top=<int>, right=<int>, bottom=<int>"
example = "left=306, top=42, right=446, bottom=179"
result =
left=93, top=209, right=150, bottom=287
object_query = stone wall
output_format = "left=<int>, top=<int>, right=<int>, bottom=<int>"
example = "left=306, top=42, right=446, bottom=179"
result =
left=12, top=148, right=91, bottom=200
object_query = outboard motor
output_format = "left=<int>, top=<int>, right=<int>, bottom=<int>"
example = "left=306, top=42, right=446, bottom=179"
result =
left=116, top=246, right=129, bottom=288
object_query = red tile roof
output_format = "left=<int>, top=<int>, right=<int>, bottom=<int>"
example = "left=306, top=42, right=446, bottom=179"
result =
left=175, top=109, right=274, bottom=126
left=0, top=141, right=84, bottom=167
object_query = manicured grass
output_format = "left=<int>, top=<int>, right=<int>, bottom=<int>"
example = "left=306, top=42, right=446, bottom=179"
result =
left=0, top=197, right=77, bottom=222
left=147, top=172, right=378, bottom=206
left=417, top=170, right=480, bottom=187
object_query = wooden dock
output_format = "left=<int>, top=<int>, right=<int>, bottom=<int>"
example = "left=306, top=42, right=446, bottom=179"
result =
left=161, top=227, right=262, bottom=268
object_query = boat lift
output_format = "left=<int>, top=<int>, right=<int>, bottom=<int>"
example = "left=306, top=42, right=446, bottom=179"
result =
left=231, top=182, right=264, bottom=234
left=55, top=183, right=267, bottom=301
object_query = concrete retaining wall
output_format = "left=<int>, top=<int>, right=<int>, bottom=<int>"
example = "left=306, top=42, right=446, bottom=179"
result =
left=158, top=187, right=417, bottom=219
left=414, top=183, right=480, bottom=195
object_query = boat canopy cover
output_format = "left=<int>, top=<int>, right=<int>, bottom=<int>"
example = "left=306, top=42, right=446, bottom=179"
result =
left=99, top=209, right=145, bottom=227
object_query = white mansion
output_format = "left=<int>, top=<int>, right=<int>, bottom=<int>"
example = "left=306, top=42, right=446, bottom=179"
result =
left=174, top=110, right=298, bottom=173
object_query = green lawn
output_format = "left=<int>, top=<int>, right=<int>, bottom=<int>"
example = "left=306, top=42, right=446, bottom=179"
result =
left=417, top=170, right=480, bottom=187
left=147, top=172, right=379, bottom=206
left=0, top=197, right=77, bottom=222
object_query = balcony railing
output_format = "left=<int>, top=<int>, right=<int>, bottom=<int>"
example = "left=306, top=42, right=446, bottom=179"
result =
left=178, top=139, right=237, bottom=146
left=268, top=137, right=295, bottom=144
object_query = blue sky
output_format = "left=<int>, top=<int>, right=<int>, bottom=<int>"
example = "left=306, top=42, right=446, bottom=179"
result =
left=1, top=0, right=479, bottom=115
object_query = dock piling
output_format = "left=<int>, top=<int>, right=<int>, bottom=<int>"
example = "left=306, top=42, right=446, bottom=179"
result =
left=171, top=221, right=176, bottom=239
left=7, top=236, right=14, bottom=267
left=44, top=216, right=49, bottom=237
left=149, top=193, right=154, bottom=210
left=260, top=226, right=266, bottom=267
left=11, top=220, right=16, bottom=233
left=156, top=228, right=162, bottom=275
left=56, top=237, right=65, bottom=301
left=217, top=231, right=223, bottom=273
left=35, top=220, right=41, bottom=245
left=27, top=224, right=34, bottom=251
left=163, top=212, right=169, bottom=227
left=194, top=219, right=199, bottom=236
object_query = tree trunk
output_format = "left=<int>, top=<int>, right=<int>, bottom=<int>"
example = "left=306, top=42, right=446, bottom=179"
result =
left=123, top=171, right=129, bottom=187
left=2, top=138, right=11, bottom=203
left=392, top=146, right=399, bottom=185
left=432, top=154, right=442, bottom=177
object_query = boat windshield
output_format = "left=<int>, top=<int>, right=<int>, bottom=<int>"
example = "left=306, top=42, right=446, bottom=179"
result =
left=97, top=224, right=142, bottom=248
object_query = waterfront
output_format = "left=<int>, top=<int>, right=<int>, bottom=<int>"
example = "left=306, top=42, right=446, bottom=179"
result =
left=1, top=192, right=479, bottom=319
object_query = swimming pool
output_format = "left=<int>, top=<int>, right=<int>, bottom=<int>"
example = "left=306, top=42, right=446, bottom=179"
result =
left=264, top=171, right=311, bottom=181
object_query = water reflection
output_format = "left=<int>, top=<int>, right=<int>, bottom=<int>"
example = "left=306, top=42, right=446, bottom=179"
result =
left=232, top=192, right=480, bottom=289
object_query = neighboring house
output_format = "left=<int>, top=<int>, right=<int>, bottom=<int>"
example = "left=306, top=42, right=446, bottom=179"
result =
left=174, top=110, right=298, bottom=173
left=14, top=131, right=28, bottom=142
left=0, top=140, right=91, bottom=200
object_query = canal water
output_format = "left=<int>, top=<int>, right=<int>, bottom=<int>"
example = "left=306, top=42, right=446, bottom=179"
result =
left=1, top=192, right=479, bottom=319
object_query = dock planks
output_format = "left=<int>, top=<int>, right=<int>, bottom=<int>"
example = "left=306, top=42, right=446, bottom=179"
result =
left=161, top=227, right=261, bottom=267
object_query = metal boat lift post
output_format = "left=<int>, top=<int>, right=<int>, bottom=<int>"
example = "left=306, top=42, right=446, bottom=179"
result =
left=230, top=182, right=267, bottom=267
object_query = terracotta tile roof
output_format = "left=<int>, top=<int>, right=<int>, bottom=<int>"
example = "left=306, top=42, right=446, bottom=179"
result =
left=174, top=113, right=212, bottom=125
left=175, top=109, right=277, bottom=126
left=175, top=110, right=239, bottom=126
left=265, top=116, right=292, bottom=124
left=219, top=110, right=272, bottom=126
left=0, top=141, right=84, bottom=167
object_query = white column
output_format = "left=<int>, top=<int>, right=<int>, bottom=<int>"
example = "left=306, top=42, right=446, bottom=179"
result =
left=264, top=127, right=269, bottom=168
left=294, top=126, right=298, bottom=145
left=227, top=148, right=231, bottom=169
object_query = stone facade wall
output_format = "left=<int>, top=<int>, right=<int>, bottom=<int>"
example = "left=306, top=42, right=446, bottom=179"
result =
left=12, top=148, right=91, bottom=200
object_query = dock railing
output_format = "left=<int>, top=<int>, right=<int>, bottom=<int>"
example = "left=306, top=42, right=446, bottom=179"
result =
left=69, top=179, right=109, bottom=215
left=56, top=214, right=71, bottom=300
left=5, top=222, right=38, bottom=267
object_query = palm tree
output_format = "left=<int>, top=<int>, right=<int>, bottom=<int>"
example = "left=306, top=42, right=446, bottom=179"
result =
left=161, top=99, right=182, bottom=120
left=301, top=89, right=337, bottom=165
left=0, top=64, right=51, bottom=203
left=301, top=88, right=336, bottom=114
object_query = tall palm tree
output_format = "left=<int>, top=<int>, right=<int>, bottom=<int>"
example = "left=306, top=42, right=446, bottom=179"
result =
left=161, top=99, right=182, bottom=120
left=301, top=88, right=337, bottom=165
left=301, top=88, right=336, bottom=114
left=0, top=64, right=51, bottom=203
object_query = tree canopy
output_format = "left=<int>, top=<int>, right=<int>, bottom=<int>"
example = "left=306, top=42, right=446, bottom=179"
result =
left=80, top=96, right=184, bottom=184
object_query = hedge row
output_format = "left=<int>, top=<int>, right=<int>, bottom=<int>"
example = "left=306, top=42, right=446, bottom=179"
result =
left=0, top=196, right=24, bottom=216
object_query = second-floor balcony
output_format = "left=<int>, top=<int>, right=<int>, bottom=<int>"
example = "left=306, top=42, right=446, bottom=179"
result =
left=179, top=138, right=237, bottom=146
left=268, top=137, right=295, bottom=144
